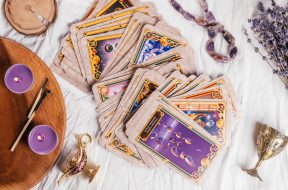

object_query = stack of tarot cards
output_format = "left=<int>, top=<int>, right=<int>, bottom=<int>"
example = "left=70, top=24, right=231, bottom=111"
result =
left=51, top=0, right=239, bottom=183
left=95, top=68, right=239, bottom=182
left=51, top=0, right=194, bottom=92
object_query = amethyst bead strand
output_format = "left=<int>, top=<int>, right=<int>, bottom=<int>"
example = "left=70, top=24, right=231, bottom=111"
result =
left=169, top=0, right=238, bottom=63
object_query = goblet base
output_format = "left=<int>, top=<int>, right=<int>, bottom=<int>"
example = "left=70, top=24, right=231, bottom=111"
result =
left=243, top=168, right=262, bottom=181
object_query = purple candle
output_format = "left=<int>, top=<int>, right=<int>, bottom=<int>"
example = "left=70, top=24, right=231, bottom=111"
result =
left=4, top=63, right=34, bottom=94
left=28, top=125, right=58, bottom=155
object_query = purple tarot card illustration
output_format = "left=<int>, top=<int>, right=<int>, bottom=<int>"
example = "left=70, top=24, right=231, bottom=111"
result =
left=99, top=80, right=130, bottom=101
left=124, top=80, right=158, bottom=121
left=133, top=32, right=179, bottom=65
left=88, top=37, right=121, bottom=79
left=138, top=108, right=218, bottom=180
left=184, top=109, right=225, bottom=142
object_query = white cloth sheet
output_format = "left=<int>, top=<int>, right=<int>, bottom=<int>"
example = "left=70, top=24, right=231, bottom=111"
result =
left=1, top=0, right=288, bottom=189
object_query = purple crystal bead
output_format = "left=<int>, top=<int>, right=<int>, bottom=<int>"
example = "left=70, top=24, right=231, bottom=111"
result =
left=170, top=0, right=183, bottom=12
left=229, top=46, right=238, bottom=59
left=200, top=0, right=208, bottom=11
left=222, top=56, right=230, bottom=63
left=183, top=11, right=195, bottom=21
left=208, top=28, right=216, bottom=38
left=206, top=40, right=215, bottom=52
left=223, top=31, right=235, bottom=44
left=205, top=11, right=216, bottom=23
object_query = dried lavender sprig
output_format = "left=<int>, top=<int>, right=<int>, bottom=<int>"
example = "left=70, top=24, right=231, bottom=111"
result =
left=243, top=28, right=288, bottom=89
left=252, top=27, right=288, bottom=71
left=252, top=32, right=286, bottom=72
left=250, top=3, right=288, bottom=55
left=246, top=1, right=288, bottom=88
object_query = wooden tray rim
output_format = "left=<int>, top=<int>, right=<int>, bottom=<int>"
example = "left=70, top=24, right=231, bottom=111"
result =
left=0, top=37, right=66, bottom=189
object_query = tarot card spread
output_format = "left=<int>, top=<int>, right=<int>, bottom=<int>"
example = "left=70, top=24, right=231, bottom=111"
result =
left=50, top=0, right=240, bottom=183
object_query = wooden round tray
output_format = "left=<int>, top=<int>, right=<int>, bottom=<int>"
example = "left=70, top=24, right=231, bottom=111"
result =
left=0, top=37, right=66, bottom=189
left=4, top=0, right=57, bottom=35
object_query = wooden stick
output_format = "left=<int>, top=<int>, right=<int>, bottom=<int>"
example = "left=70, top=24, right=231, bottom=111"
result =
left=28, top=78, right=48, bottom=118
left=10, top=112, right=35, bottom=152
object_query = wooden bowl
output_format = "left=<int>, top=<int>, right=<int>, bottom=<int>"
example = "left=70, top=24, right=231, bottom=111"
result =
left=0, top=37, right=66, bottom=189
left=4, top=0, right=57, bottom=35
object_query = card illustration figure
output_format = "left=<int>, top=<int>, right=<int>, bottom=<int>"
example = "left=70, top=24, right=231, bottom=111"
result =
left=137, top=108, right=218, bottom=180
left=98, top=80, right=130, bottom=101
left=176, top=103, right=226, bottom=142
left=96, top=0, right=135, bottom=17
left=88, top=35, right=122, bottom=80
left=124, top=79, right=158, bottom=121
left=134, top=31, right=179, bottom=65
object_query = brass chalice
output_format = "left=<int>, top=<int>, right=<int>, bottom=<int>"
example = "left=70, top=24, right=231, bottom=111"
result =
left=243, top=125, right=288, bottom=181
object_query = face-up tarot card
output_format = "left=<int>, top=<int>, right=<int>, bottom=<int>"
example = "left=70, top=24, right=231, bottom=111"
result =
left=136, top=46, right=194, bottom=70
left=196, top=76, right=239, bottom=118
left=92, top=73, right=131, bottom=106
left=127, top=96, right=220, bottom=181
left=80, top=29, right=125, bottom=84
left=75, top=16, right=132, bottom=67
left=171, top=100, right=229, bottom=143
left=130, top=24, right=187, bottom=66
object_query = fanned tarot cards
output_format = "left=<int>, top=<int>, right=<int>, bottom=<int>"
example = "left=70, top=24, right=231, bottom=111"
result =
left=50, top=0, right=239, bottom=183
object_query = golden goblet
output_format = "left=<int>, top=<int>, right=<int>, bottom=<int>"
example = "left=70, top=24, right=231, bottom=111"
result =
left=243, top=125, right=288, bottom=181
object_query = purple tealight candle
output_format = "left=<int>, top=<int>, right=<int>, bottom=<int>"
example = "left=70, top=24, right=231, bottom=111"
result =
left=28, top=125, right=58, bottom=155
left=4, top=63, right=34, bottom=94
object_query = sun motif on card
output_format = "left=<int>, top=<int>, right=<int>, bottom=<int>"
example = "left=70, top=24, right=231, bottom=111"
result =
left=99, top=86, right=108, bottom=95
left=159, top=36, right=169, bottom=46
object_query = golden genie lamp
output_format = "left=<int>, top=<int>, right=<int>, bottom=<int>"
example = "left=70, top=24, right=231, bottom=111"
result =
left=57, top=133, right=100, bottom=184
left=243, top=125, right=288, bottom=181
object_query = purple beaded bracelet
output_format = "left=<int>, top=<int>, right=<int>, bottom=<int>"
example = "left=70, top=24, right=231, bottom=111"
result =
left=169, top=0, right=238, bottom=63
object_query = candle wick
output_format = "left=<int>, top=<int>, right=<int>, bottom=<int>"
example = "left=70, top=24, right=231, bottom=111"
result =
left=37, top=134, right=45, bottom=142
left=13, top=76, right=22, bottom=83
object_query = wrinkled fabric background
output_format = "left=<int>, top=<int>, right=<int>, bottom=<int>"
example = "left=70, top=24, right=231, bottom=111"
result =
left=1, top=0, right=288, bottom=189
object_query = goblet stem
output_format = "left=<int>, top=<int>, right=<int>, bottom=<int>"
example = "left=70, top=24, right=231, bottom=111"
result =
left=254, top=158, right=263, bottom=170
left=243, top=158, right=263, bottom=181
